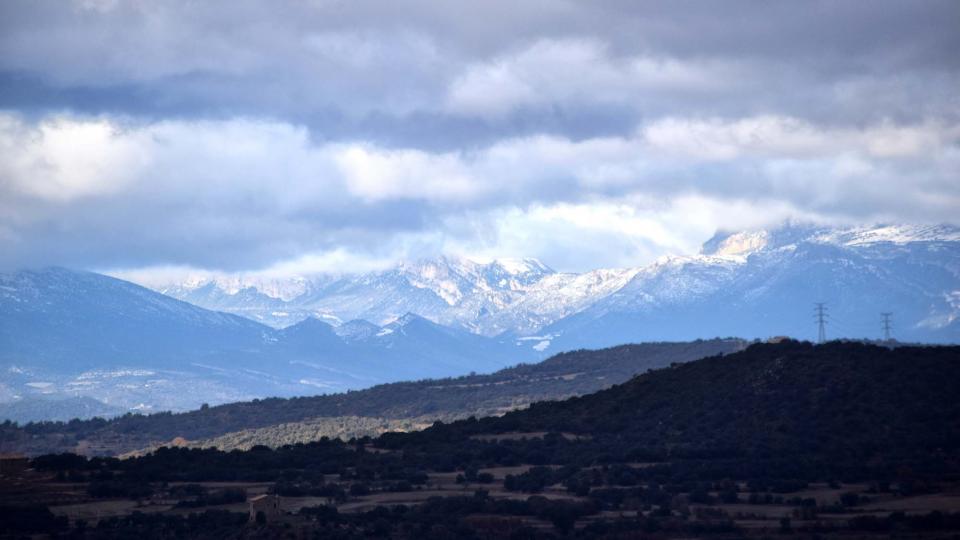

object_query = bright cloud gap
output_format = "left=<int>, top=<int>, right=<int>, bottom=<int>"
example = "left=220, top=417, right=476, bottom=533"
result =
left=1, top=111, right=957, bottom=275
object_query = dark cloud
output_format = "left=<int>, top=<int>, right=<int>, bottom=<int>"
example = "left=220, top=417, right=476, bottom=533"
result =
left=2, top=1, right=957, bottom=131
left=0, top=1, right=957, bottom=272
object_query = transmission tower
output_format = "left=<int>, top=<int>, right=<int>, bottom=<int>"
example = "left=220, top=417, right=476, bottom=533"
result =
left=881, top=312, right=893, bottom=341
left=814, top=302, right=828, bottom=344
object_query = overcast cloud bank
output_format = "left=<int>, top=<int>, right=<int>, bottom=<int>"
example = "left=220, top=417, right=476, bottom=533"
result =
left=1, top=0, right=957, bottom=274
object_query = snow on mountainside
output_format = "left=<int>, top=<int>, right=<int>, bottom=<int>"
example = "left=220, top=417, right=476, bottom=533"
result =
left=151, top=256, right=575, bottom=334
left=543, top=223, right=960, bottom=349
left=814, top=224, right=960, bottom=246
left=482, top=267, right=642, bottom=336
left=143, top=223, right=960, bottom=346
left=0, top=268, right=540, bottom=415
left=700, top=230, right=771, bottom=257
left=702, top=224, right=960, bottom=256
left=160, top=273, right=318, bottom=302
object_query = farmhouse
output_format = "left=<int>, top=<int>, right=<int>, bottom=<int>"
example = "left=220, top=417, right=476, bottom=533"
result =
left=248, top=494, right=281, bottom=523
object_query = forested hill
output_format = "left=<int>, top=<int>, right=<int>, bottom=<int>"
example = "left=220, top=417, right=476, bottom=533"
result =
left=405, top=341, right=960, bottom=476
left=2, top=339, right=744, bottom=456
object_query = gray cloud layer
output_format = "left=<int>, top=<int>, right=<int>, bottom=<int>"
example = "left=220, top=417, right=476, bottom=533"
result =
left=0, top=1, right=958, bottom=272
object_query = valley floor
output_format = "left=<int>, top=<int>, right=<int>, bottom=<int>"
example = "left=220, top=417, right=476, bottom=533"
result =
left=4, top=447, right=960, bottom=539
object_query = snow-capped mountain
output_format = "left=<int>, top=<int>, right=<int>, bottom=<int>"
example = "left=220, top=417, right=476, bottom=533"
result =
left=147, top=223, right=960, bottom=347
left=545, top=223, right=960, bottom=349
left=152, top=256, right=581, bottom=334
left=155, top=274, right=337, bottom=328
left=0, top=269, right=537, bottom=416
left=150, top=256, right=645, bottom=336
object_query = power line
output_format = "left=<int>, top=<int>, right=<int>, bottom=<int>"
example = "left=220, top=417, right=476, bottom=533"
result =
left=814, top=302, right=828, bottom=344
left=881, top=312, right=893, bottom=341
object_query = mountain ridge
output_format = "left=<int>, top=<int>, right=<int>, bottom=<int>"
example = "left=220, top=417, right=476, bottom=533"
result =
left=0, top=269, right=538, bottom=415
left=140, top=223, right=960, bottom=344
left=0, top=339, right=746, bottom=455
left=394, top=340, right=960, bottom=482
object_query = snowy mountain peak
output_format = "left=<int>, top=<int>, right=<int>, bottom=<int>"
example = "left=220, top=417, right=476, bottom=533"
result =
left=389, top=312, right=426, bottom=327
left=285, top=315, right=333, bottom=331
left=130, top=222, right=959, bottom=340
left=813, top=224, right=960, bottom=246
left=700, top=230, right=771, bottom=257
left=397, top=255, right=553, bottom=279
left=700, top=223, right=960, bottom=259
left=160, top=273, right=312, bottom=301
left=490, top=258, right=553, bottom=276
left=333, top=319, right=380, bottom=341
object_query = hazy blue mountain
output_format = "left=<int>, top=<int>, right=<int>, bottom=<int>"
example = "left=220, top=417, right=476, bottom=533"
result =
left=275, top=313, right=522, bottom=385
left=345, top=313, right=520, bottom=379
left=156, top=274, right=335, bottom=328
left=0, top=269, right=536, bottom=417
left=0, top=267, right=273, bottom=372
left=0, top=395, right=126, bottom=423
left=332, top=319, right=382, bottom=342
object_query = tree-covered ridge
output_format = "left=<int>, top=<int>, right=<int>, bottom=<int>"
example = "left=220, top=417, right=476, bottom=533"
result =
left=1, top=339, right=744, bottom=456
left=405, top=341, right=960, bottom=477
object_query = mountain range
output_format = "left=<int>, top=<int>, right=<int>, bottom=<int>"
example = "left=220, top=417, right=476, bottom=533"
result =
left=1, top=222, right=958, bottom=419
left=149, top=223, right=960, bottom=345
left=0, top=269, right=536, bottom=415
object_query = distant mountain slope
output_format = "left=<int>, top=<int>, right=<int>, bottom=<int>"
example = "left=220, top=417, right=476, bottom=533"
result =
left=0, top=396, right=125, bottom=423
left=0, top=267, right=271, bottom=372
left=277, top=313, right=523, bottom=384
left=0, top=339, right=744, bottom=455
left=0, top=269, right=537, bottom=415
left=0, top=268, right=290, bottom=411
left=143, top=223, right=960, bottom=346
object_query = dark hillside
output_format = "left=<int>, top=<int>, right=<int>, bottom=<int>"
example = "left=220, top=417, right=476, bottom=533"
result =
left=412, top=340, right=960, bottom=478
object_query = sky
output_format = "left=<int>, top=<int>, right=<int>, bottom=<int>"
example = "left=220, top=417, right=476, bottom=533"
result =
left=1, top=0, right=958, bottom=276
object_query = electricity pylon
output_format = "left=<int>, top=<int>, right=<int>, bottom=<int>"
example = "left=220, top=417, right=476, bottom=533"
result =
left=881, top=312, right=893, bottom=341
left=814, top=303, right=827, bottom=344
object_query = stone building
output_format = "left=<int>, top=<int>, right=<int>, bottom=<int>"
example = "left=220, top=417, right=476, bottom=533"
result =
left=248, top=494, right=281, bottom=523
